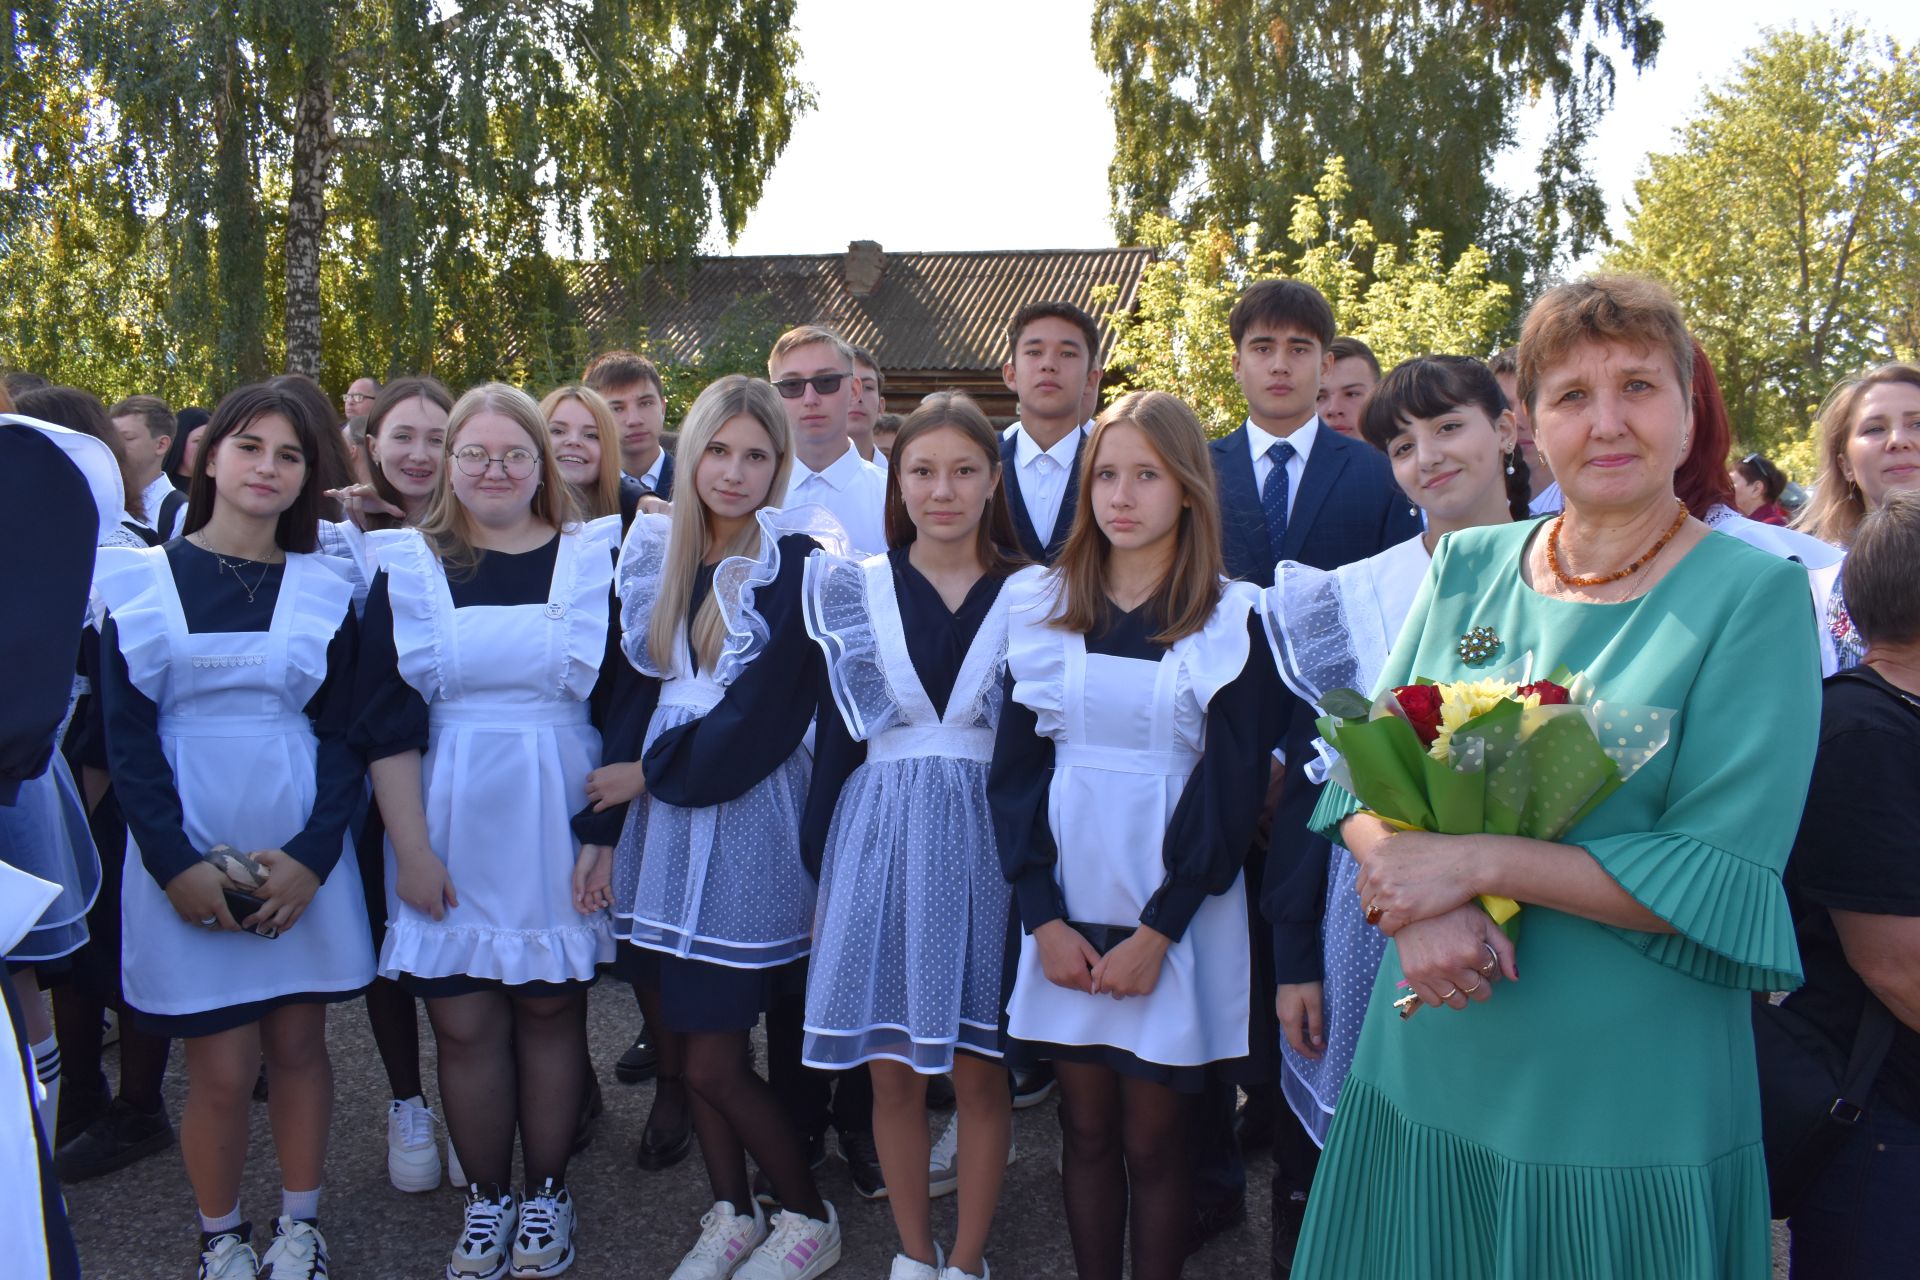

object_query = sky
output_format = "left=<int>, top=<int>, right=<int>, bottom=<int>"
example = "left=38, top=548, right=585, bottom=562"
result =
left=716, top=0, right=1915, bottom=259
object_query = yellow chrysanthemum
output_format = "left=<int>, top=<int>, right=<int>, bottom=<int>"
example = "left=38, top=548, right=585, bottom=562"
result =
left=1428, top=676, right=1536, bottom=761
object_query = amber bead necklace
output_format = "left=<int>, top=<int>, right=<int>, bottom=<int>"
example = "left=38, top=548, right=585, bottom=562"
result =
left=1546, top=498, right=1690, bottom=588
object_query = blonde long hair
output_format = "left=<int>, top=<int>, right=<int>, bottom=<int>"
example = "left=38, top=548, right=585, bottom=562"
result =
left=540, top=384, right=624, bottom=520
left=648, top=375, right=793, bottom=673
left=1049, top=389, right=1224, bottom=644
left=416, top=382, right=581, bottom=578
left=1797, top=362, right=1920, bottom=548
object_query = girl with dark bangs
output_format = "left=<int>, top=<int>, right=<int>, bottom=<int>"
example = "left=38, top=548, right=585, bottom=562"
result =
left=989, top=389, right=1286, bottom=1280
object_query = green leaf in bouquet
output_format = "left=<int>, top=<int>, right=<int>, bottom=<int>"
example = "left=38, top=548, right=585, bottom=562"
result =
left=1491, top=713, right=1624, bottom=841
left=1452, top=697, right=1529, bottom=774
left=1419, top=740, right=1486, bottom=834
left=1321, top=712, right=1437, bottom=830
left=1317, top=687, right=1376, bottom=721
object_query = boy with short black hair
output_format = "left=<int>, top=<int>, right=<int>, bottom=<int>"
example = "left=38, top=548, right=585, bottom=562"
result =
left=1317, top=337, right=1381, bottom=439
left=584, top=350, right=673, bottom=497
left=999, top=301, right=1103, bottom=563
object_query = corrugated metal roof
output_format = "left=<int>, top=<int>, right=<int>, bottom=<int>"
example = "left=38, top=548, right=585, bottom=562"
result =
left=570, top=245, right=1154, bottom=372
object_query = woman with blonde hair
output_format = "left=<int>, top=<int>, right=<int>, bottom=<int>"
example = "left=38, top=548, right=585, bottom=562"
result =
left=353, top=382, right=625, bottom=1280
left=540, top=386, right=625, bottom=524
left=990, top=389, right=1285, bottom=1280
left=1798, top=363, right=1920, bottom=549
left=607, top=374, right=850, bottom=1280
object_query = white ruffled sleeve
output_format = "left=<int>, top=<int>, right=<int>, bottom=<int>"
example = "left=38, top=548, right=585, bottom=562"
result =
left=1001, top=564, right=1069, bottom=742
left=1171, top=580, right=1260, bottom=735
left=281, top=553, right=356, bottom=709
left=711, top=504, right=849, bottom=688
left=1264, top=559, right=1376, bottom=708
left=90, top=547, right=174, bottom=705
left=366, top=528, right=448, bottom=701
left=614, top=513, right=674, bottom=678
left=556, top=526, right=617, bottom=703
left=802, top=550, right=903, bottom=741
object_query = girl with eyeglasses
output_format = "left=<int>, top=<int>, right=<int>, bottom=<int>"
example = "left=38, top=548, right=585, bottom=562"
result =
left=93, top=382, right=373, bottom=1280
left=607, top=374, right=850, bottom=1280
left=352, top=383, right=633, bottom=1280
left=990, top=390, right=1286, bottom=1280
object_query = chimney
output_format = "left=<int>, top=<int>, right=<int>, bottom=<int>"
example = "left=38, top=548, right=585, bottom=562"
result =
left=844, top=240, right=885, bottom=297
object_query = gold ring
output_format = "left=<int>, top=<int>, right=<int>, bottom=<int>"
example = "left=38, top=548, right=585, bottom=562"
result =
left=1365, top=901, right=1384, bottom=926
left=1479, top=944, right=1499, bottom=975
left=1462, top=978, right=1482, bottom=994
left=1438, top=986, right=1459, bottom=1001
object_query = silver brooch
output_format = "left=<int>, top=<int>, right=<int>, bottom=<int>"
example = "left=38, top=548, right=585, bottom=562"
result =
left=1456, top=625, right=1501, bottom=665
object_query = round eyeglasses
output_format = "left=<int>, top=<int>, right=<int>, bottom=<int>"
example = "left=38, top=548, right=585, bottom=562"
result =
left=452, top=445, right=539, bottom=479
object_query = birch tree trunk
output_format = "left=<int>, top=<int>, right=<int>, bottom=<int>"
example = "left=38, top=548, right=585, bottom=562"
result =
left=283, top=51, right=335, bottom=382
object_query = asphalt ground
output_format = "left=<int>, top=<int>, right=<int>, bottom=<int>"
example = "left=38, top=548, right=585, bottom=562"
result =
left=59, top=984, right=1790, bottom=1278
left=61, top=984, right=1276, bottom=1279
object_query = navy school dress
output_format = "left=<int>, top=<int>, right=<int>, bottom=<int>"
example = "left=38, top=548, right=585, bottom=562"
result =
left=609, top=508, right=845, bottom=1031
left=94, top=541, right=373, bottom=1036
left=799, top=548, right=1015, bottom=1073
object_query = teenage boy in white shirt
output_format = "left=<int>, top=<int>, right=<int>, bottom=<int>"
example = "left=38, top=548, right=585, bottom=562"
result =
left=109, top=395, right=187, bottom=541
left=769, top=325, right=888, bottom=556
left=998, top=301, right=1103, bottom=564
left=847, top=347, right=887, bottom=468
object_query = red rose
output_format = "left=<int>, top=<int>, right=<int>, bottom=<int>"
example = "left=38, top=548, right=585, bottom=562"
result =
left=1516, top=680, right=1571, bottom=705
left=1392, top=683, right=1444, bottom=747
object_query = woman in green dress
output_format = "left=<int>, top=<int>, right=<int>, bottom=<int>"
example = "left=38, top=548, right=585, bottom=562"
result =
left=1294, top=275, right=1822, bottom=1278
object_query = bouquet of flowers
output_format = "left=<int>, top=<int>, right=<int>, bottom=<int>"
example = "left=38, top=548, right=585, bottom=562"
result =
left=1313, top=656, right=1673, bottom=1016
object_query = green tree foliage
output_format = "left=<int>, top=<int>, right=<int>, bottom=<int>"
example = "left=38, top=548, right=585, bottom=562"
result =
left=0, top=1, right=806, bottom=402
left=1103, top=158, right=1510, bottom=433
left=1093, top=0, right=1661, bottom=291
left=1609, top=24, right=1920, bottom=459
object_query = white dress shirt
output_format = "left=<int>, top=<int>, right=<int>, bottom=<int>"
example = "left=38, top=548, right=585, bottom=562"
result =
left=1245, top=416, right=1320, bottom=519
left=625, top=449, right=667, bottom=494
left=1528, top=480, right=1563, bottom=516
left=779, top=442, right=889, bottom=556
left=1008, top=421, right=1088, bottom=545
left=137, top=473, right=187, bottom=540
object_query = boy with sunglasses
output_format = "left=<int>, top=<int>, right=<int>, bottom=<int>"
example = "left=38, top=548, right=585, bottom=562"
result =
left=768, top=325, right=888, bottom=555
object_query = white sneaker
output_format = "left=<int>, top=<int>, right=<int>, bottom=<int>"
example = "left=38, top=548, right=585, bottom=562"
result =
left=927, top=1116, right=1016, bottom=1199
left=510, top=1179, right=575, bottom=1278
left=198, top=1228, right=259, bottom=1280
left=259, top=1216, right=329, bottom=1279
left=448, top=1136, right=467, bottom=1188
left=735, top=1202, right=842, bottom=1280
left=668, top=1200, right=768, bottom=1280
left=939, top=1263, right=989, bottom=1280
left=447, top=1187, right=518, bottom=1280
left=888, top=1245, right=942, bottom=1279
left=388, top=1097, right=444, bottom=1192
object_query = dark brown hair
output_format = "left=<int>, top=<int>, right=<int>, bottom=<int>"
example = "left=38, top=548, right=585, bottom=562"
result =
left=1360, top=356, right=1532, bottom=522
left=882, top=391, right=1027, bottom=574
left=1006, top=301, right=1100, bottom=362
left=1733, top=453, right=1787, bottom=505
left=583, top=349, right=664, bottom=399
left=14, top=385, right=145, bottom=521
left=185, top=383, right=334, bottom=554
left=1229, top=279, right=1336, bottom=350
left=1842, top=489, right=1920, bottom=646
left=109, top=394, right=174, bottom=440
left=1049, top=390, right=1224, bottom=645
left=1328, top=336, right=1381, bottom=377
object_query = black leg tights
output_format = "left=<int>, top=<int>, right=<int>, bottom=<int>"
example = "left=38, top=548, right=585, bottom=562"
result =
left=514, top=992, right=586, bottom=1185
left=51, top=985, right=170, bottom=1113
left=634, top=982, right=689, bottom=1129
left=429, top=992, right=516, bottom=1189
left=1056, top=1060, right=1192, bottom=1280
left=683, top=1029, right=825, bottom=1220
left=364, top=977, right=423, bottom=1102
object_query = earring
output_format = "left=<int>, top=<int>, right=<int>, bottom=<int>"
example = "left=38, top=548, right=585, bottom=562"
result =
left=1504, top=452, right=1516, bottom=477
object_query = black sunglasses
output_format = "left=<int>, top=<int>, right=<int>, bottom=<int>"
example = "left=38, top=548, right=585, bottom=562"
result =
left=773, top=373, right=850, bottom=399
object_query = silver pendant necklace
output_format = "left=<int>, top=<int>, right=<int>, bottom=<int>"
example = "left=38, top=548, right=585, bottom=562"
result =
left=191, top=533, right=278, bottom=604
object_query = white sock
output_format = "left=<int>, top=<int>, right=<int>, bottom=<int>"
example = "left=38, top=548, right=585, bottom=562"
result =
left=400, top=1093, right=425, bottom=1109
left=199, top=1202, right=244, bottom=1236
left=29, top=1035, right=59, bottom=1141
left=282, top=1186, right=322, bottom=1222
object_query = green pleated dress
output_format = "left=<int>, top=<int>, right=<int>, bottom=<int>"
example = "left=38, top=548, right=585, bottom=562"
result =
left=1295, top=521, right=1822, bottom=1279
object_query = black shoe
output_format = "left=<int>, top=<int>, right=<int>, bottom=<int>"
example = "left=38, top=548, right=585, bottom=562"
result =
left=924, top=1073, right=956, bottom=1111
left=840, top=1128, right=887, bottom=1200
left=1235, top=1087, right=1277, bottom=1153
left=1010, top=1064, right=1054, bottom=1109
left=614, top=1025, right=658, bottom=1084
left=56, top=1098, right=175, bottom=1182
left=55, top=1077, right=111, bottom=1150
left=1185, top=1192, right=1247, bottom=1257
left=1271, top=1187, right=1308, bottom=1277
left=571, top=1075, right=604, bottom=1155
left=635, top=1078, right=692, bottom=1171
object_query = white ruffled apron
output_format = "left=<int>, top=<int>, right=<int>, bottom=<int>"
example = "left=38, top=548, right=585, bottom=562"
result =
left=373, top=526, right=615, bottom=984
left=94, top=549, right=373, bottom=1017
left=1004, top=576, right=1253, bottom=1069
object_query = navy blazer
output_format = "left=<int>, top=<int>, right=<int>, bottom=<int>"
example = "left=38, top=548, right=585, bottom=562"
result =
left=617, top=451, right=675, bottom=532
left=1210, top=420, right=1422, bottom=984
left=1000, top=429, right=1084, bottom=565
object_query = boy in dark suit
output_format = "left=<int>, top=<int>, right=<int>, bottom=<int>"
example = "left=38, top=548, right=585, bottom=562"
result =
left=1206, top=280, right=1420, bottom=1274
left=999, top=301, right=1102, bottom=564
left=585, top=349, right=674, bottom=500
